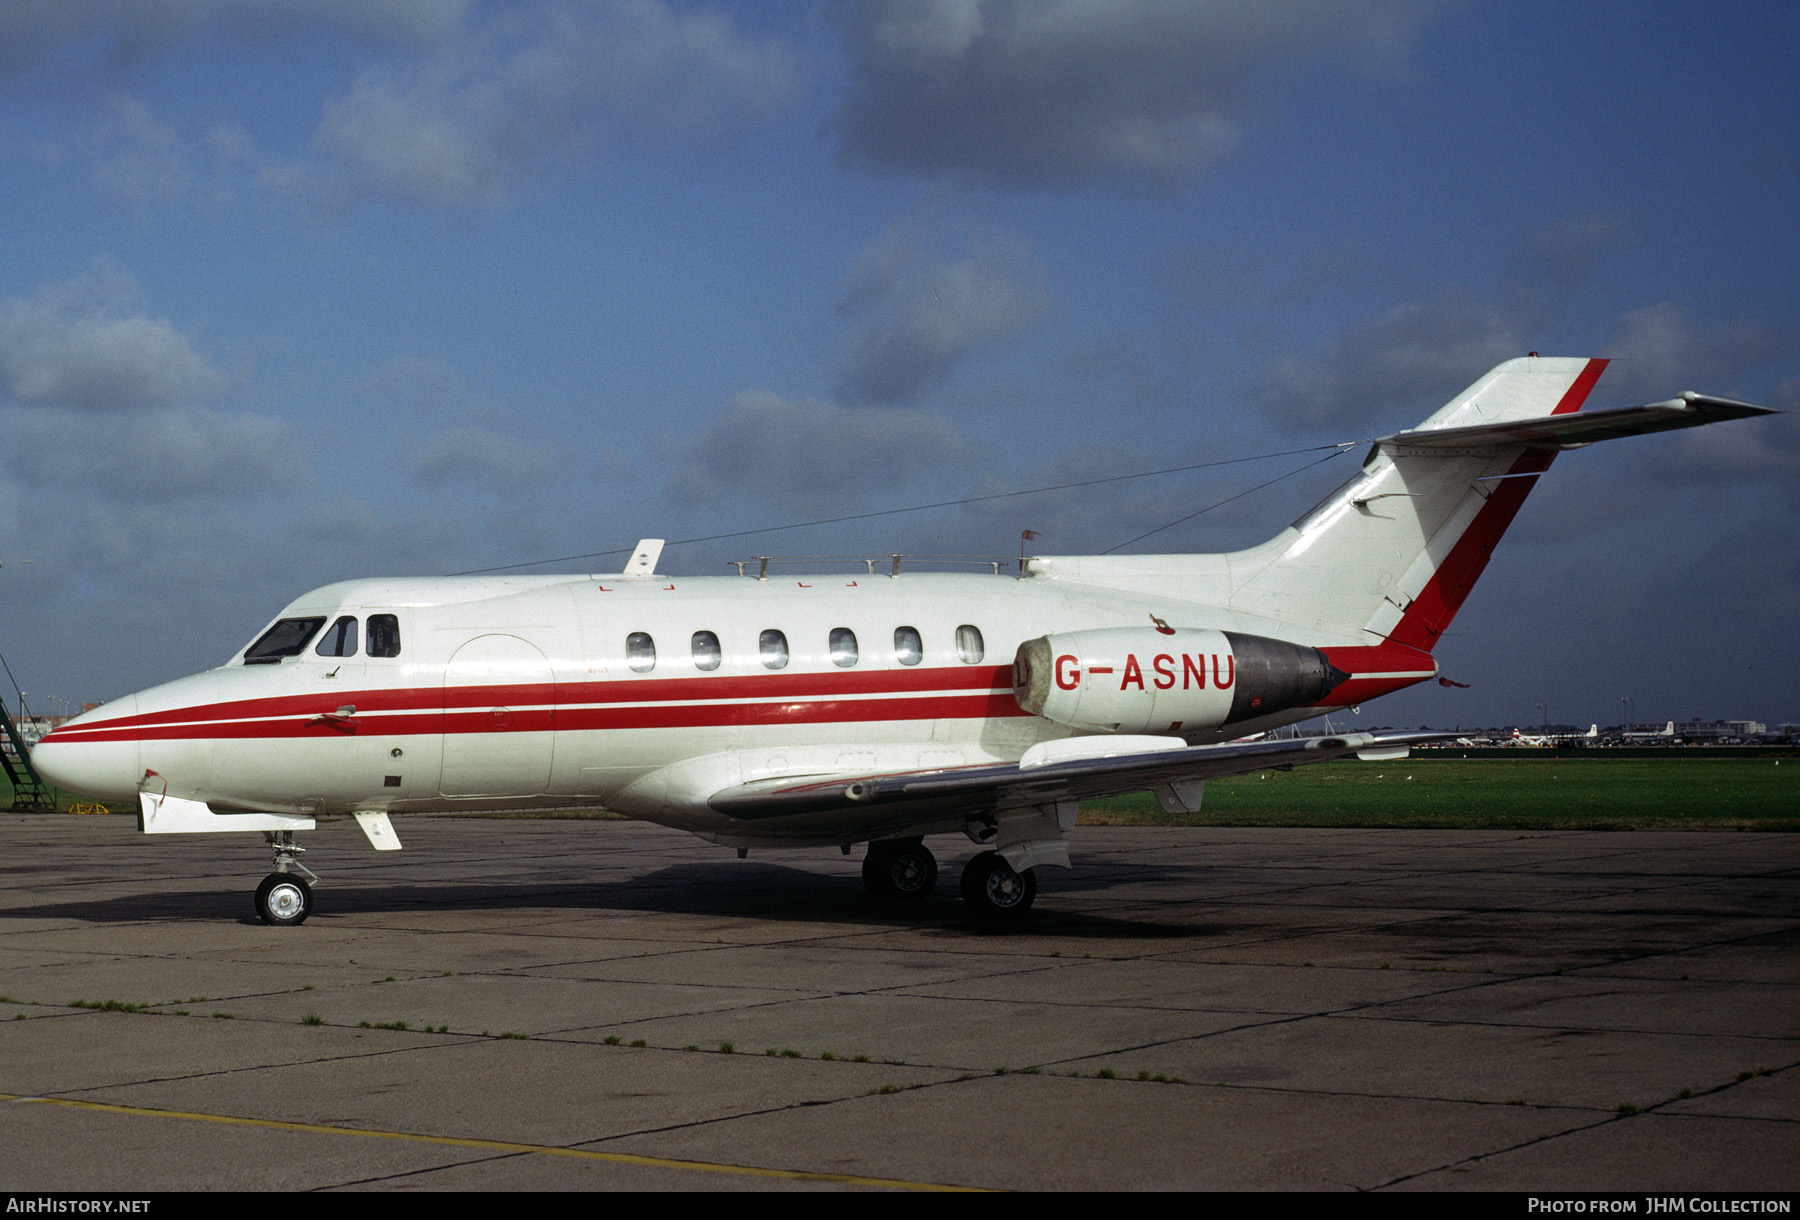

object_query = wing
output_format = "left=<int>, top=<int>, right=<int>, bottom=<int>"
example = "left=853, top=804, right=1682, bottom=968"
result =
left=707, top=730, right=1446, bottom=820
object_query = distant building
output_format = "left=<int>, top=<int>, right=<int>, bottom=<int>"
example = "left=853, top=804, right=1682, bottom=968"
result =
left=1674, top=719, right=1766, bottom=740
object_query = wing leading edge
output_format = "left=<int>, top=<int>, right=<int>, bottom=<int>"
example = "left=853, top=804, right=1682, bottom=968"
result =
left=707, top=730, right=1447, bottom=821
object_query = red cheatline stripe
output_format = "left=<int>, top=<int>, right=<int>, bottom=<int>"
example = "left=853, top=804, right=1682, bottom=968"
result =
left=1311, top=641, right=1438, bottom=705
left=44, top=690, right=1028, bottom=744
left=1319, top=642, right=1436, bottom=673
left=42, top=666, right=1015, bottom=741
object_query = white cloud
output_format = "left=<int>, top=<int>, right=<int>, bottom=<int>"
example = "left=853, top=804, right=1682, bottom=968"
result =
left=1516, top=212, right=1634, bottom=294
left=1600, top=302, right=1796, bottom=401
left=86, top=94, right=256, bottom=208
left=660, top=390, right=975, bottom=509
left=403, top=425, right=560, bottom=487
left=303, top=496, right=383, bottom=544
left=5, top=406, right=308, bottom=501
left=307, top=0, right=807, bottom=208
left=1654, top=376, right=1800, bottom=511
left=0, top=264, right=227, bottom=410
left=1248, top=291, right=1522, bottom=434
left=357, top=356, right=469, bottom=414
left=89, top=95, right=190, bottom=204
left=0, top=0, right=467, bottom=79
left=835, top=225, right=1052, bottom=405
left=835, top=0, right=1441, bottom=191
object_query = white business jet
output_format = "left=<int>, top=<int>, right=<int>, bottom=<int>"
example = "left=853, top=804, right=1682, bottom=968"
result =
left=31, top=358, right=1771, bottom=924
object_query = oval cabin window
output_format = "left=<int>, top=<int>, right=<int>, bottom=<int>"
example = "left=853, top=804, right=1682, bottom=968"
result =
left=759, top=629, right=789, bottom=670
left=829, top=627, right=858, bottom=668
left=894, top=626, right=922, bottom=666
left=956, top=625, right=984, bottom=664
left=691, top=630, right=722, bottom=671
left=627, top=632, right=656, bottom=673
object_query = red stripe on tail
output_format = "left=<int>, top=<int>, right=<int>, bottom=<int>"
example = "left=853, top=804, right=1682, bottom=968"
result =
left=1550, top=357, right=1608, bottom=414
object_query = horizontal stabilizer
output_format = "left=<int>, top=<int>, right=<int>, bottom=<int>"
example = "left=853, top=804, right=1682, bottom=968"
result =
left=1379, top=392, right=1774, bottom=453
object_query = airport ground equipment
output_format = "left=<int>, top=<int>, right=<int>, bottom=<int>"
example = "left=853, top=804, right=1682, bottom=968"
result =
left=1, top=702, right=54, bottom=811
left=0, top=650, right=55, bottom=811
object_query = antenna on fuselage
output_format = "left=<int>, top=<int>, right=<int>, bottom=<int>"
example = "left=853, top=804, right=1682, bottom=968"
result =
left=622, top=539, right=664, bottom=578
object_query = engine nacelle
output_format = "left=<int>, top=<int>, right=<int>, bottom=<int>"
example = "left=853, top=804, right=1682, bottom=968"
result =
left=1012, top=627, right=1347, bottom=734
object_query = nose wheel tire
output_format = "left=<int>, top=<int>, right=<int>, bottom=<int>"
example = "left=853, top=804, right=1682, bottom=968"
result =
left=959, top=851, right=1036, bottom=918
left=255, top=873, right=313, bottom=926
left=861, top=838, right=938, bottom=900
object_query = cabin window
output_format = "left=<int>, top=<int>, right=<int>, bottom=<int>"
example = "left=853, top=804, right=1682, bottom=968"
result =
left=366, top=614, right=402, bottom=658
left=956, top=624, right=984, bottom=664
left=894, top=626, right=922, bottom=666
left=691, top=630, right=721, bottom=671
left=759, top=629, right=789, bottom=670
left=627, top=632, right=656, bottom=673
left=829, top=627, right=858, bottom=668
left=315, top=616, right=359, bottom=657
left=244, top=617, right=326, bottom=664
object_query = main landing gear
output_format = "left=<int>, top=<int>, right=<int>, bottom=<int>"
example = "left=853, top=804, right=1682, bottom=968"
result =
left=255, top=831, right=317, bottom=926
left=959, top=850, right=1036, bottom=918
left=860, top=839, right=1038, bottom=917
left=862, top=837, right=938, bottom=901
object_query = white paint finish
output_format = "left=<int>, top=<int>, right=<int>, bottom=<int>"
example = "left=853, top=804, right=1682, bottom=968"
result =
left=440, top=634, right=555, bottom=798
left=1018, top=735, right=1187, bottom=770
left=353, top=809, right=402, bottom=850
left=138, top=791, right=314, bottom=834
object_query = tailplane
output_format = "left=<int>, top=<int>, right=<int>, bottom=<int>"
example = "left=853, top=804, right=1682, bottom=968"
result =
left=1223, top=356, right=1615, bottom=651
left=1034, top=357, right=1771, bottom=658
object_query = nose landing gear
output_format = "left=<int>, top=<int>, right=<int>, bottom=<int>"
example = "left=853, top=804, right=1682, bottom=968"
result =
left=255, top=831, right=318, bottom=926
left=254, top=872, right=312, bottom=925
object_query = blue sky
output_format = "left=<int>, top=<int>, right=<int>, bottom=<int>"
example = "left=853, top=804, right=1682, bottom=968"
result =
left=1, top=0, right=1795, bottom=731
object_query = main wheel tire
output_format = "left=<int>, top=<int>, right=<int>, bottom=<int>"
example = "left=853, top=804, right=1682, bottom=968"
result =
left=959, top=851, right=1036, bottom=917
left=861, top=838, right=938, bottom=900
left=255, top=872, right=313, bottom=926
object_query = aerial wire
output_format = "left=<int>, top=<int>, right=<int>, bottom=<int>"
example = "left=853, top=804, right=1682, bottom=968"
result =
left=449, top=441, right=1355, bottom=576
left=1100, top=445, right=1354, bottom=554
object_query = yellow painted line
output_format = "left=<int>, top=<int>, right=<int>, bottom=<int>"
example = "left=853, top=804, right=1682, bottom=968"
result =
left=1, top=1092, right=987, bottom=1191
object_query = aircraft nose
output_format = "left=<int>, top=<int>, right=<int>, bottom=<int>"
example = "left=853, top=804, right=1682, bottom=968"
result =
left=30, top=695, right=141, bottom=803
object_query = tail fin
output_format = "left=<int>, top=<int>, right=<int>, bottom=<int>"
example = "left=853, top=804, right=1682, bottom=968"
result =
left=1034, top=356, right=1769, bottom=657
left=1214, top=356, right=1612, bottom=650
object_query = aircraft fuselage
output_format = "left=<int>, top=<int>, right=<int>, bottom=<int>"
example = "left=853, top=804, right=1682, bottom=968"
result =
left=35, top=569, right=1415, bottom=846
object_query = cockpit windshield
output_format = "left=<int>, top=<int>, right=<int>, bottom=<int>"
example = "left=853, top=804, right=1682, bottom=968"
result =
left=244, top=617, right=326, bottom=664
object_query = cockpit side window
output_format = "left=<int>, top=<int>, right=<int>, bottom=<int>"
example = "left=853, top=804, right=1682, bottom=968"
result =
left=244, top=617, right=326, bottom=664
left=366, top=613, right=402, bottom=658
left=315, top=616, right=359, bottom=657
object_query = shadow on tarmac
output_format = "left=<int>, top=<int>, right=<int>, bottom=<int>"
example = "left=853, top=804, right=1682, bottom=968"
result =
left=3, top=857, right=1230, bottom=940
